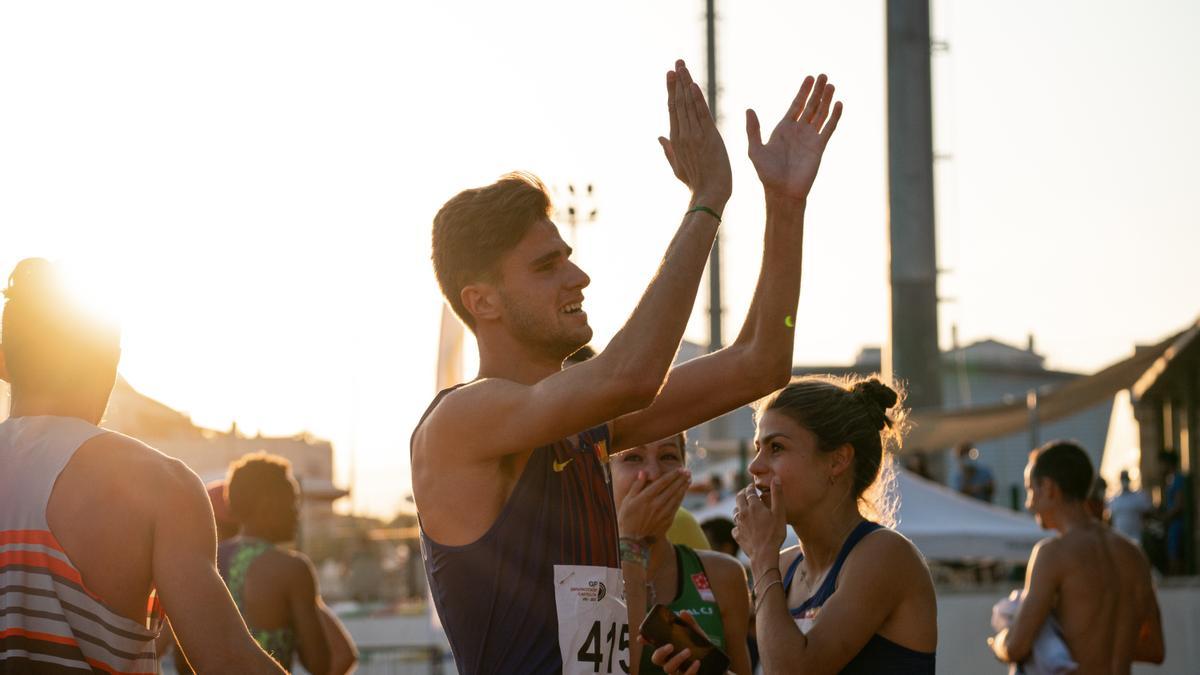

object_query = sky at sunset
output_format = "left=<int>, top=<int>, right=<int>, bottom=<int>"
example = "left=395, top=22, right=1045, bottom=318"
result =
left=3, top=1, right=1197, bottom=517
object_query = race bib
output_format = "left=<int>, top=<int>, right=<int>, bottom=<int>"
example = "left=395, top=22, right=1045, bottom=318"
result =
left=555, top=564, right=629, bottom=675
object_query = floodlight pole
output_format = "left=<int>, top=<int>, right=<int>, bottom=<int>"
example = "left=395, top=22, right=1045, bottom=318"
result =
left=705, top=0, right=728, bottom=441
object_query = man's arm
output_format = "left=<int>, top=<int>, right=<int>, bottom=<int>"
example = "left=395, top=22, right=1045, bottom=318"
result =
left=991, top=540, right=1059, bottom=663
left=1133, top=562, right=1165, bottom=663
left=417, top=60, right=730, bottom=464
left=611, top=75, right=843, bottom=451
left=151, top=460, right=285, bottom=674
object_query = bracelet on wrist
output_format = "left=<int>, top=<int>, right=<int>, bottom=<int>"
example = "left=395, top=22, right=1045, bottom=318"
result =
left=619, top=536, right=651, bottom=568
left=686, top=204, right=722, bottom=222
left=754, top=579, right=784, bottom=613
left=752, top=567, right=782, bottom=596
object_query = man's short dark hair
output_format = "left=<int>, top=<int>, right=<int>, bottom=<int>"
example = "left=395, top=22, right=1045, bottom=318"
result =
left=431, top=172, right=553, bottom=330
left=226, top=452, right=295, bottom=521
left=2, top=258, right=120, bottom=397
left=1031, top=440, right=1094, bottom=502
left=1160, top=451, right=1180, bottom=469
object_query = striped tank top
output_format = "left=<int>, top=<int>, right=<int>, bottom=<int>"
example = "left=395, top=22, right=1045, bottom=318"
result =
left=0, top=415, right=161, bottom=674
left=415, top=387, right=621, bottom=674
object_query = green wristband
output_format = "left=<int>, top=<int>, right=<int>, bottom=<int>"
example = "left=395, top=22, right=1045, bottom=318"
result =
left=687, top=205, right=722, bottom=222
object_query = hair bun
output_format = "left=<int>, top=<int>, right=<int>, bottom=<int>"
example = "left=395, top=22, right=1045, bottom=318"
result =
left=4, top=258, right=58, bottom=302
left=852, top=378, right=898, bottom=430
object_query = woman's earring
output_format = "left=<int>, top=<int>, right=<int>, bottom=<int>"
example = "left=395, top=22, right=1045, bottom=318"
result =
left=828, top=475, right=835, bottom=486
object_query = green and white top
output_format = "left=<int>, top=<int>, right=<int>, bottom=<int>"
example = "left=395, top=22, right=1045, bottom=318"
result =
left=639, top=544, right=727, bottom=675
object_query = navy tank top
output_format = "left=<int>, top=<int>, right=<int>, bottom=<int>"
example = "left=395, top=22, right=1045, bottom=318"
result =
left=415, top=387, right=621, bottom=675
left=782, top=521, right=935, bottom=674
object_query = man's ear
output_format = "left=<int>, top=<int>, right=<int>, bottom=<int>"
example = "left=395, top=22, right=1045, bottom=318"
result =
left=1037, top=477, right=1060, bottom=503
left=461, top=283, right=502, bottom=324
left=0, top=345, right=10, bottom=384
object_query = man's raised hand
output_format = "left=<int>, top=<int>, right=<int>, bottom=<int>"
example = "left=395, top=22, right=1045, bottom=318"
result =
left=746, top=74, right=843, bottom=204
left=658, top=60, right=732, bottom=207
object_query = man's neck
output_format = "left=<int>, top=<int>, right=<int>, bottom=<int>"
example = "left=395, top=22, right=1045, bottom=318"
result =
left=1053, top=502, right=1095, bottom=535
left=9, top=395, right=104, bottom=425
left=476, top=330, right=565, bottom=385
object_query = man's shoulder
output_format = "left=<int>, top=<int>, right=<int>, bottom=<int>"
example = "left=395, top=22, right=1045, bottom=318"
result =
left=412, top=380, right=506, bottom=448
left=78, top=431, right=198, bottom=492
left=1030, top=533, right=1071, bottom=567
left=1106, top=529, right=1151, bottom=569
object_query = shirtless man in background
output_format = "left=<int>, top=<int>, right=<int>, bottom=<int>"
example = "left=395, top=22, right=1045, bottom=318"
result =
left=990, top=440, right=1164, bottom=673
left=0, top=258, right=282, bottom=674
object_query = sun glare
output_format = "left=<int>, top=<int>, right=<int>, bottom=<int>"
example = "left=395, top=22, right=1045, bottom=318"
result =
left=52, top=260, right=126, bottom=336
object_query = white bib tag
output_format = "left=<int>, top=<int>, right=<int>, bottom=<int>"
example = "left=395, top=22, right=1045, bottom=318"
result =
left=554, top=564, right=629, bottom=675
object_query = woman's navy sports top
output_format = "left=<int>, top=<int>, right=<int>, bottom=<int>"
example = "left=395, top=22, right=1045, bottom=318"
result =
left=782, top=520, right=935, bottom=675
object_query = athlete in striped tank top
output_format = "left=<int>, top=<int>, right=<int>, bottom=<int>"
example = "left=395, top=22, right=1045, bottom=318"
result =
left=417, top=61, right=826, bottom=674
left=0, top=258, right=283, bottom=674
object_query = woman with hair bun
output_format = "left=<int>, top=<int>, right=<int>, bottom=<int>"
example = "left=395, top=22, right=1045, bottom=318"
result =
left=651, top=375, right=937, bottom=674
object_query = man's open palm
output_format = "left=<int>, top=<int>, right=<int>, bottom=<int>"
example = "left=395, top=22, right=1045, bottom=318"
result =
left=746, top=74, right=842, bottom=202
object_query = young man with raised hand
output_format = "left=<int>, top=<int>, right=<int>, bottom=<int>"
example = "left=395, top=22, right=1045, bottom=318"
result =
left=413, top=60, right=841, bottom=674
left=990, top=441, right=1165, bottom=673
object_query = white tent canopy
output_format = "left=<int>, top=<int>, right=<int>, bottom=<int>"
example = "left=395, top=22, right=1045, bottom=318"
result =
left=690, top=469, right=1045, bottom=564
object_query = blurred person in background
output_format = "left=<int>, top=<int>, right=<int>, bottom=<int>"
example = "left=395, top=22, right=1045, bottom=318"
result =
left=167, top=478, right=357, bottom=674
left=209, top=479, right=243, bottom=540
left=707, top=474, right=728, bottom=506
left=653, top=376, right=937, bottom=674
left=0, top=258, right=283, bottom=674
left=219, top=453, right=358, bottom=674
left=1108, top=470, right=1153, bottom=545
left=614, top=433, right=752, bottom=674
left=701, top=517, right=740, bottom=559
left=902, top=450, right=933, bottom=482
left=953, top=441, right=995, bottom=503
left=1086, top=476, right=1108, bottom=521
left=990, top=441, right=1164, bottom=672
left=1158, top=452, right=1190, bottom=575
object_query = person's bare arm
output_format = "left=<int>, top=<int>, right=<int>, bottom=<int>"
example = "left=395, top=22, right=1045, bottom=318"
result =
left=416, top=60, right=729, bottom=465
left=701, top=552, right=752, bottom=675
left=611, top=75, right=843, bottom=452
left=151, top=460, right=285, bottom=674
left=991, top=540, right=1059, bottom=663
left=757, top=535, right=917, bottom=674
left=318, top=602, right=359, bottom=675
left=287, top=555, right=332, bottom=675
left=1133, top=564, right=1165, bottom=663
